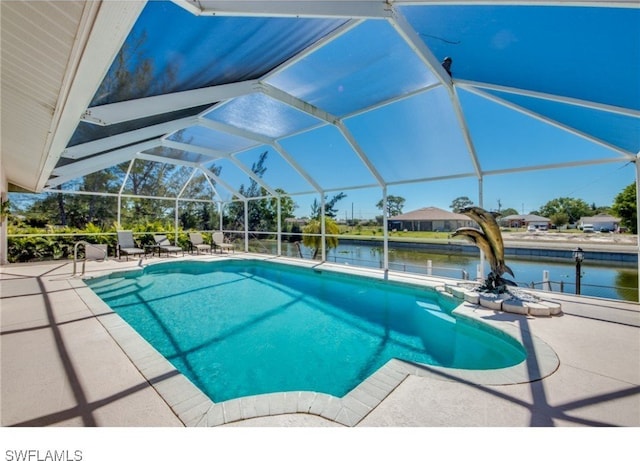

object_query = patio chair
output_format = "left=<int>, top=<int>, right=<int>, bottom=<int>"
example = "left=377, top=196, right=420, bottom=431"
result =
left=189, top=232, right=212, bottom=254
left=153, top=234, right=184, bottom=257
left=117, top=230, right=145, bottom=260
left=212, top=232, right=235, bottom=253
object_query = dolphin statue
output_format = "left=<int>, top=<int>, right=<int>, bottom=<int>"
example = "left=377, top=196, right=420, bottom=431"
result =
left=451, top=227, right=500, bottom=274
left=459, top=206, right=514, bottom=278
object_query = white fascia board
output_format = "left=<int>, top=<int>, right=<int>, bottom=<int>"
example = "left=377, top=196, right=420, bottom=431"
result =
left=37, top=1, right=147, bottom=191
left=82, top=80, right=260, bottom=126
left=50, top=138, right=163, bottom=180
left=183, top=1, right=393, bottom=19
left=62, top=116, right=198, bottom=159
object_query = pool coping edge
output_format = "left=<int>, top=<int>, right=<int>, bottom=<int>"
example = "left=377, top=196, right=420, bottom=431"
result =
left=72, top=256, right=560, bottom=427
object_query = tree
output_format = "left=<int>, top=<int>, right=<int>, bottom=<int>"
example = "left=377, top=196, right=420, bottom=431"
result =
left=224, top=153, right=297, bottom=235
left=302, top=217, right=340, bottom=259
left=376, top=195, right=405, bottom=216
left=450, top=196, right=474, bottom=213
left=24, top=173, right=119, bottom=229
left=549, top=212, right=569, bottom=229
left=117, top=159, right=180, bottom=226
left=268, top=190, right=297, bottom=228
left=44, top=27, right=184, bottom=229
left=225, top=151, right=270, bottom=232
left=310, top=192, right=346, bottom=219
left=612, top=182, right=637, bottom=233
left=537, top=197, right=591, bottom=224
left=82, top=170, right=119, bottom=225
left=500, top=207, right=519, bottom=217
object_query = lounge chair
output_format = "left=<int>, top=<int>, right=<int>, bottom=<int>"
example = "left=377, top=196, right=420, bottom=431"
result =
left=153, top=234, right=184, bottom=257
left=117, top=230, right=145, bottom=260
left=212, top=232, right=235, bottom=253
left=189, top=232, right=212, bottom=254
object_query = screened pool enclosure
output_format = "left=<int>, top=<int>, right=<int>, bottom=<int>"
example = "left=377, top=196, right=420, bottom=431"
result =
left=1, top=1, right=639, bottom=269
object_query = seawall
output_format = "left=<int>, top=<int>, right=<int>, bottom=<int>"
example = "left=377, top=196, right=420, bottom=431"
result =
left=339, top=237, right=638, bottom=265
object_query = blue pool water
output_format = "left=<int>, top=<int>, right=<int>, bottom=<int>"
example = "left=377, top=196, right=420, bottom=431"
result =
left=87, top=260, right=526, bottom=402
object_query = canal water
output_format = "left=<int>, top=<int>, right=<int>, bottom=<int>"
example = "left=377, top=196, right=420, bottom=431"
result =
left=254, top=240, right=638, bottom=302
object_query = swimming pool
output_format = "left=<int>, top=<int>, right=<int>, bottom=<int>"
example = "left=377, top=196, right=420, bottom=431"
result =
left=86, top=259, right=526, bottom=403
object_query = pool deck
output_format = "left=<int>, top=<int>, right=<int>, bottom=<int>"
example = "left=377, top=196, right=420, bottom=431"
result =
left=1, top=252, right=639, bottom=429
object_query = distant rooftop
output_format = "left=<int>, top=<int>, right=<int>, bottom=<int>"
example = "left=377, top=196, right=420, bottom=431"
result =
left=390, top=207, right=470, bottom=221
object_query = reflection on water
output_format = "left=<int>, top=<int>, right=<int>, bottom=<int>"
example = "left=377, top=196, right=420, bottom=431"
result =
left=614, top=270, right=639, bottom=302
left=251, top=240, right=638, bottom=302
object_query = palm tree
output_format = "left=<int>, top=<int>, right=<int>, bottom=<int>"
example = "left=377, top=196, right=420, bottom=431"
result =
left=302, top=217, right=340, bottom=259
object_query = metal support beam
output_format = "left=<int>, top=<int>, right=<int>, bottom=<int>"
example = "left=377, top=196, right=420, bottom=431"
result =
left=259, top=82, right=338, bottom=124
left=82, top=80, right=259, bottom=126
left=199, top=166, right=246, bottom=201
left=198, top=118, right=320, bottom=195
left=389, top=10, right=483, bottom=179
left=382, top=186, right=389, bottom=276
left=458, top=79, right=640, bottom=119
left=277, top=197, right=282, bottom=256
left=244, top=200, right=249, bottom=252
left=321, top=194, right=326, bottom=261
left=636, top=157, right=640, bottom=299
left=176, top=0, right=393, bottom=19
left=117, top=159, right=136, bottom=227
left=62, top=117, right=198, bottom=159
left=162, top=138, right=280, bottom=197
left=160, top=139, right=226, bottom=159
left=272, top=142, right=324, bottom=194
left=37, top=0, right=146, bottom=191
left=395, top=1, right=638, bottom=8
left=477, top=176, right=485, bottom=280
left=198, top=118, right=272, bottom=146
left=462, top=84, right=637, bottom=160
left=335, top=120, right=386, bottom=187
left=387, top=10, right=452, bottom=88
left=47, top=139, right=162, bottom=188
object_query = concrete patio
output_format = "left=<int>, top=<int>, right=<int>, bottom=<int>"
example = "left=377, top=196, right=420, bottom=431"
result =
left=1, top=254, right=639, bottom=429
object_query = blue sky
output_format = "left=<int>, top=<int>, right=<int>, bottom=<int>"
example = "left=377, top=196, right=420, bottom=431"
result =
left=43, top=2, right=639, bottom=221
left=291, top=160, right=635, bottom=220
